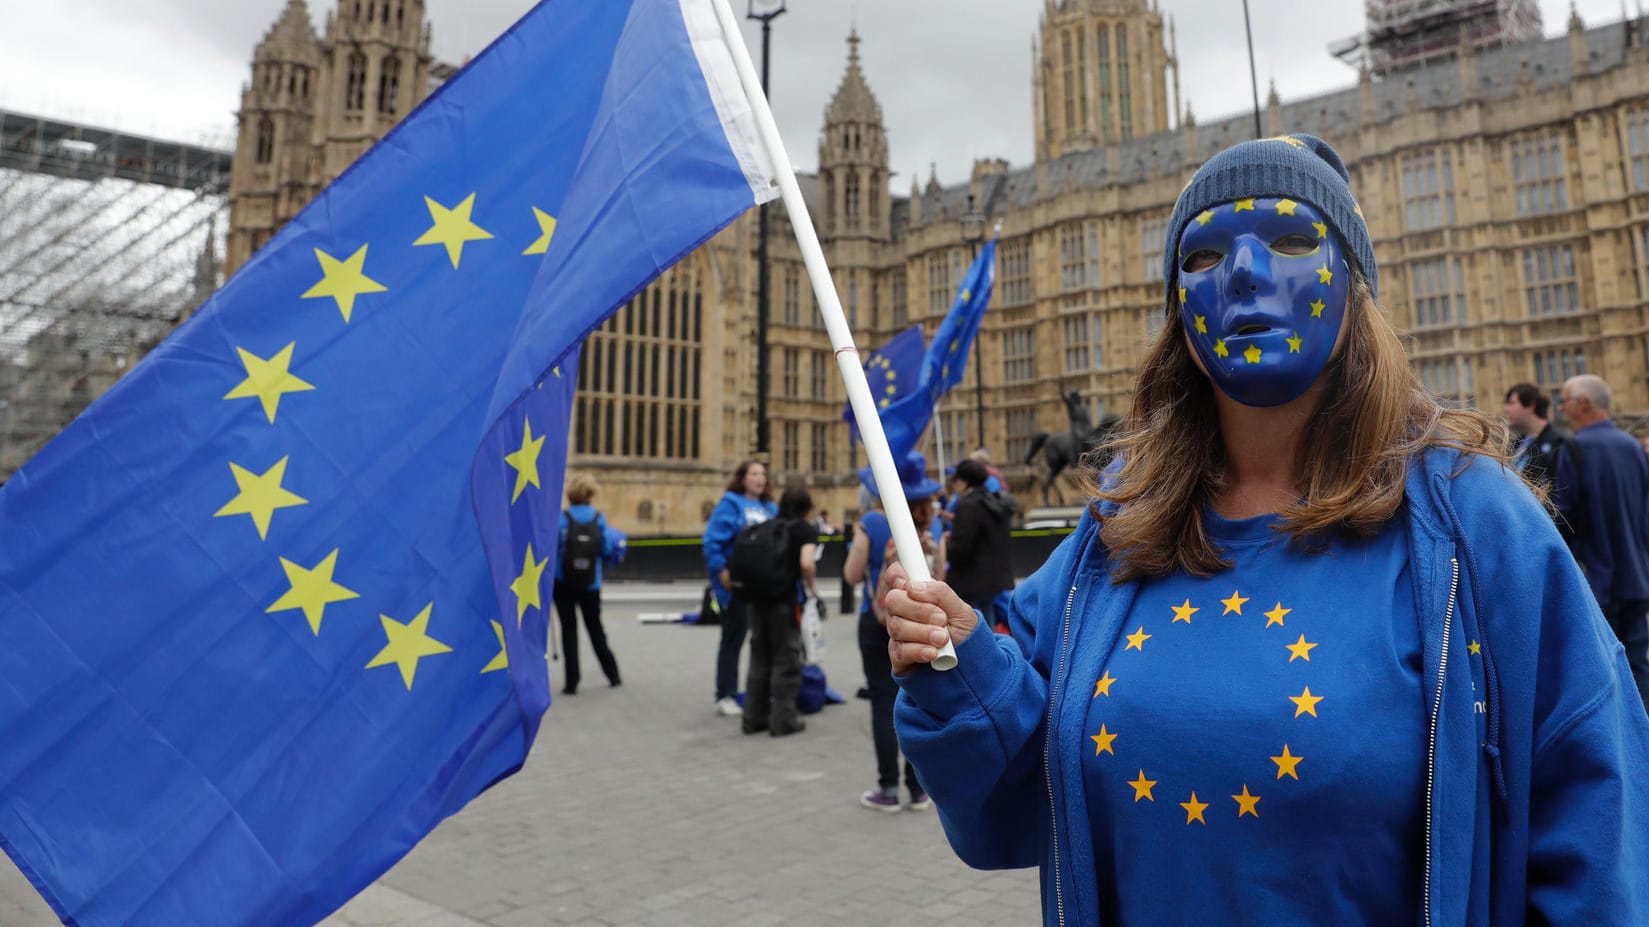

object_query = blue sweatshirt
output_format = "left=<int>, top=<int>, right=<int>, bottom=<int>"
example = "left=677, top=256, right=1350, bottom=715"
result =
left=702, top=491, right=776, bottom=609
left=1555, top=420, right=1649, bottom=608
left=555, top=504, right=612, bottom=591
left=897, top=449, right=1649, bottom=926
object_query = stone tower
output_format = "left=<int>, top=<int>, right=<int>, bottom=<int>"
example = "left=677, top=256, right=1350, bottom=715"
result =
left=818, top=29, right=891, bottom=243
left=1033, top=0, right=1176, bottom=160
left=312, top=0, right=433, bottom=188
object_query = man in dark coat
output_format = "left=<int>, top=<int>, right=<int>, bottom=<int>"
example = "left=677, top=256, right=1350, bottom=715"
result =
left=946, top=459, right=1014, bottom=632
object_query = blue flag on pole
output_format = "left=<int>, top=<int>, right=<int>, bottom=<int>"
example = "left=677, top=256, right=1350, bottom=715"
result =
left=0, top=1, right=773, bottom=924
left=843, top=323, right=924, bottom=441
left=879, top=240, right=996, bottom=460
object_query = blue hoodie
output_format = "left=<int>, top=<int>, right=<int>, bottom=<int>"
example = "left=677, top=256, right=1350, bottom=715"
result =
left=897, top=449, right=1649, bottom=925
left=702, top=491, right=777, bottom=609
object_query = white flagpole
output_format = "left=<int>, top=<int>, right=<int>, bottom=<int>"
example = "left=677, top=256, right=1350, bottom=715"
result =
left=709, top=0, right=956, bottom=670
left=932, top=405, right=948, bottom=489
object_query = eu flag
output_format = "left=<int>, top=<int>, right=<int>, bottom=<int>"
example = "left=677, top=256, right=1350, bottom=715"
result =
left=843, top=323, right=924, bottom=441
left=0, top=1, right=774, bottom=925
left=880, top=240, right=996, bottom=460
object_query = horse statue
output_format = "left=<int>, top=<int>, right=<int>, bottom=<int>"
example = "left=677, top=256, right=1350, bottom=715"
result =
left=1024, top=390, right=1119, bottom=506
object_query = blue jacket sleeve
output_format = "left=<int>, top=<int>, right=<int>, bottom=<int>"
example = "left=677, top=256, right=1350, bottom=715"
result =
left=702, top=497, right=739, bottom=575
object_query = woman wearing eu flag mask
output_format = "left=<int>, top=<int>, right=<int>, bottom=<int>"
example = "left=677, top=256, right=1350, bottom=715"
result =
left=879, top=134, right=1649, bottom=925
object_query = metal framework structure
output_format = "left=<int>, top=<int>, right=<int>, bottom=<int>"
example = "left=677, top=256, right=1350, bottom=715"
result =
left=1330, top=0, right=1543, bottom=73
left=0, top=109, right=231, bottom=479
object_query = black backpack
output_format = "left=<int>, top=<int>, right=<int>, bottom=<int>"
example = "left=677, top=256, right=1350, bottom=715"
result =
left=561, top=512, right=603, bottom=588
left=727, top=518, right=796, bottom=602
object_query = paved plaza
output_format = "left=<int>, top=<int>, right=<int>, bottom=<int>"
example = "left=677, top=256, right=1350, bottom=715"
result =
left=0, top=581, right=1039, bottom=926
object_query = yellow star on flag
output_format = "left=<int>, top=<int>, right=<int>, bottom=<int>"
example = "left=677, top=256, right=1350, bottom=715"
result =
left=1271, top=744, right=1303, bottom=780
left=1312, top=221, right=1328, bottom=239
left=1233, top=784, right=1262, bottom=818
left=879, top=398, right=891, bottom=409
left=1310, top=299, right=1326, bottom=318
left=1172, top=598, right=1199, bottom=624
left=1317, top=265, right=1334, bottom=285
left=1129, top=770, right=1157, bottom=802
left=1265, top=603, right=1291, bottom=627
left=1124, top=626, right=1152, bottom=651
left=1221, top=589, right=1249, bottom=615
left=1286, top=634, right=1319, bottom=662
left=301, top=244, right=387, bottom=323
left=1275, top=199, right=1298, bottom=216
left=1091, top=725, right=1117, bottom=756
left=482, top=620, right=509, bottom=674
left=1291, top=686, right=1324, bottom=718
left=1234, top=199, right=1256, bottom=212
left=510, top=544, right=549, bottom=622
left=1194, top=314, right=1207, bottom=335
left=1469, top=640, right=1482, bottom=656
left=1214, top=339, right=1229, bottom=358
left=1196, top=209, right=1216, bottom=225
left=266, top=549, right=359, bottom=635
left=1094, top=670, right=1117, bottom=697
left=1180, top=792, right=1209, bottom=825
left=213, top=457, right=308, bottom=540
left=1244, top=344, right=1262, bottom=365
left=413, top=193, right=495, bottom=268
left=503, top=418, right=545, bottom=504
left=224, top=343, right=314, bottom=423
left=365, top=602, right=453, bottom=690
left=523, top=206, right=558, bottom=256
left=1287, top=334, right=1303, bottom=353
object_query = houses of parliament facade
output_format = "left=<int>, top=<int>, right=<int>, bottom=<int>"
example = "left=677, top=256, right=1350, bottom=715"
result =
left=230, top=0, right=1649, bottom=535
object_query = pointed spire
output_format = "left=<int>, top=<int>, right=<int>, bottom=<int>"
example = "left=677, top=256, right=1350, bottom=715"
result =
left=825, top=28, right=883, bottom=127
left=256, top=0, right=320, bottom=60
left=1569, top=0, right=1584, bottom=32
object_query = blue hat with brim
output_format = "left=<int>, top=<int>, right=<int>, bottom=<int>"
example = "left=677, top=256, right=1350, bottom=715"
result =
left=859, top=450, right=943, bottom=502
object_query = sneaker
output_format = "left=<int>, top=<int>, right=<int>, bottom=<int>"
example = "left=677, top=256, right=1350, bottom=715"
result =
left=859, top=788, right=902, bottom=813
left=715, top=697, right=743, bottom=717
left=907, top=790, right=932, bottom=811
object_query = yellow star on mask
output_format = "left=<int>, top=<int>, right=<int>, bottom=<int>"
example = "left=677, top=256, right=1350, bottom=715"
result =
left=1286, top=634, right=1319, bottom=662
left=1094, top=670, right=1117, bottom=697
left=1313, top=221, right=1328, bottom=239
left=1265, top=602, right=1291, bottom=627
left=414, top=193, right=495, bottom=269
left=302, top=245, right=387, bottom=323
left=1214, top=339, right=1229, bottom=358
left=1275, top=198, right=1299, bottom=215
left=1180, top=792, right=1209, bottom=825
left=482, top=620, right=509, bottom=674
left=1179, top=286, right=1188, bottom=306
left=1234, top=198, right=1256, bottom=212
left=213, top=457, right=308, bottom=540
left=1310, top=298, right=1327, bottom=318
left=1124, top=626, right=1152, bottom=651
left=1221, top=589, right=1248, bottom=615
left=1233, top=784, right=1262, bottom=818
left=1287, top=334, right=1303, bottom=353
left=510, top=544, right=550, bottom=622
left=1244, top=344, right=1262, bottom=364
left=1194, top=314, right=1207, bottom=334
left=1316, top=265, right=1334, bottom=285
left=1290, top=686, right=1324, bottom=718
left=365, top=602, right=453, bottom=690
left=1129, top=770, right=1157, bottom=802
left=523, top=206, right=558, bottom=256
left=503, top=418, right=545, bottom=503
left=1196, top=209, right=1215, bottom=225
left=1171, top=598, right=1199, bottom=624
left=1271, top=744, right=1304, bottom=780
left=224, top=343, right=314, bottom=423
left=267, top=548, right=359, bottom=635
left=1091, top=725, right=1117, bottom=755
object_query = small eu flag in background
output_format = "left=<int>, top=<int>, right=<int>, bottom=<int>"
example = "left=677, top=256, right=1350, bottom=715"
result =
left=843, top=323, right=924, bottom=441
left=0, top=1, right=774, bottom=925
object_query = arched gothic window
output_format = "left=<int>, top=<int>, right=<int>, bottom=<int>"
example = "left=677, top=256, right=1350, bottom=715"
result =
left=255, top=117, right=275, bottom=165
left=345, top=51, right=368, bottom=111
left=378, top=55, right=401, bottom=115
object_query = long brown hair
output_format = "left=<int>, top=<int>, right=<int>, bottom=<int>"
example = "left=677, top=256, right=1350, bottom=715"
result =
left=1092, top=271, right=1507, bottom=582
left=725, top=458, right=772, bottom=502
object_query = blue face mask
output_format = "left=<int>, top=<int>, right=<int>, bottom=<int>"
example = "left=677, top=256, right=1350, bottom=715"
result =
left=1176, top=197, right=1352, bottom=407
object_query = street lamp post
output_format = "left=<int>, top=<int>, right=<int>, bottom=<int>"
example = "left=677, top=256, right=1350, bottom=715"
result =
left=749, top=0, right=786, bottom=456
left=960, top=195, right=987, bottom=453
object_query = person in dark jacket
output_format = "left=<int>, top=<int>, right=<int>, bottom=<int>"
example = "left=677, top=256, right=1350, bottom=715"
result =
left=945, top=458, right=1014, bottom=631
left=1502, top=382, right=1574, bottom=493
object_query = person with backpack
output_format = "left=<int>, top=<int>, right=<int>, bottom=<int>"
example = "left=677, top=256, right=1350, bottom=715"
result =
left=553, top=474, right=621, bottom=696
left=732, top=486, right=818, bottom=737
left=946, top=458, right=1015, bottom=633
left=702, top=459, right=776, bottom=718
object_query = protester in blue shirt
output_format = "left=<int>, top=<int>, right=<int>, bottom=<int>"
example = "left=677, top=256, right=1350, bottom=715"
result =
left=553, top=474, right=621, bottom=695
left=882, top=135, right=1649, bottom=926
left=1555, top=373, right=1649, bottom=712
left=702, top=459, right=776, bottom=718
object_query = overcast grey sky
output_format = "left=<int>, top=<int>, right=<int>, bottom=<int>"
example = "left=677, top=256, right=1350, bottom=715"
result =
left=0, top=0, right=1629, bottom=186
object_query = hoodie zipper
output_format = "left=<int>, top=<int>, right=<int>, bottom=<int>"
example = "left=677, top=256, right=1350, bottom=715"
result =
left=1046, top=582, right=1078, bottom=927
left=1423, top=557, right=1459, bottom=927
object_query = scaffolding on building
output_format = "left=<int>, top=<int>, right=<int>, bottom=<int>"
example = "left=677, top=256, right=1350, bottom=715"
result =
left=1330, top=0, right=1544, bottom=73
left=0, top=109, right=230, bottom=479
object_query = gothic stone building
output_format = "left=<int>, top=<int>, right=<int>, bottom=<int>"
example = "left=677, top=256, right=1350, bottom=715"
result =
left=230, top=0, right=1649, bottom=536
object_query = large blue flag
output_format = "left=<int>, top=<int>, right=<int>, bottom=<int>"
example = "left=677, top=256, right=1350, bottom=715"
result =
left=880, top=240, right=996, bottom=460
left=0, top=1, right=773, bottom=925
left=843, top=323, right=924, bottom=441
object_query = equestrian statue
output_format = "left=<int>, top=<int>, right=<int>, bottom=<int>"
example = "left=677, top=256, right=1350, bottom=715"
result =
left=1024, top=390, right=1118, bottom=506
